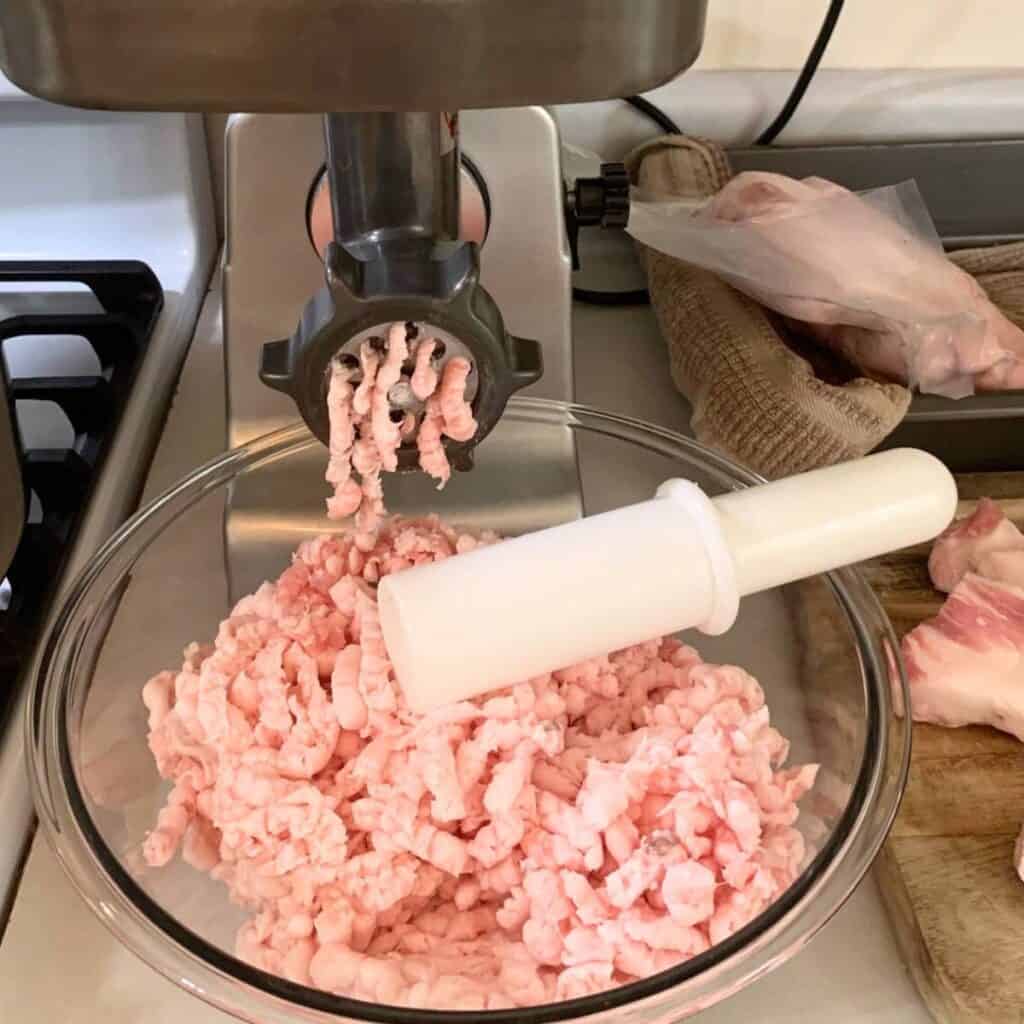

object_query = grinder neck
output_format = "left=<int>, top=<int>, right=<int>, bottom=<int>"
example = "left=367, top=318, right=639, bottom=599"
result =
left=323, top=112, right=461, bottom=253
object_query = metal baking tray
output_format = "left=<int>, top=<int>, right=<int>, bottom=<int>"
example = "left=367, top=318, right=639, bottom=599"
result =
left=876, top=392, right=1024, bottom=473
left=730, top=139, right=1024, bottom=472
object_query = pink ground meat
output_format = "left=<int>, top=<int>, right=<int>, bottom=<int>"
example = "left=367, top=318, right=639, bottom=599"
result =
left=142, top=513, right=818, bottom=1009
left=143, top=332, right=816, bottom=1008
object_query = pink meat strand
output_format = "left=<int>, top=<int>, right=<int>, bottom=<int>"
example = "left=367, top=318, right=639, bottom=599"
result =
left=416, top=396, right=450, bottom=489
left=436, top=357, right=478, bottom=442
left=352, top=345, right=378, bottom=417
left=325, top=364, right=362, bottom=520
left=371, top=324, right=409, bottom=473
left=410, top=338, right=438, bottom=402
left=325, top=326, right=477, bottom=528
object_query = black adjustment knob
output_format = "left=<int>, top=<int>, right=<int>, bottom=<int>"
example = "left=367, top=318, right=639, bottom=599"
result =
left=573, top=162, right=630, bottom=229
left=564, top=162, right=631, bottom=271
left=597, top=163, right=630, bottom=230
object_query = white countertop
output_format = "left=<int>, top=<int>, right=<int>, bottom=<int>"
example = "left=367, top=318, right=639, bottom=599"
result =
left=0, top=277, right=933, bottom=1023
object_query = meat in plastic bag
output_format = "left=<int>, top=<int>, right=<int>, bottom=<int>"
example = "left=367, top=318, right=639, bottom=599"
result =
left=627, top=173, right=1024, bottom=397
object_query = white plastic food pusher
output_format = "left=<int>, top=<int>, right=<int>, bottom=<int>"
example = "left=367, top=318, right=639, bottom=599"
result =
left=379, top=448, right=957, bottom=713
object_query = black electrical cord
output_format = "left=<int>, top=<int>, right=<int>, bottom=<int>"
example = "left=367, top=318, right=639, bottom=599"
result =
left=755, top=0, right=846, bottom=145
left=623, top=95, right=682, bottom=136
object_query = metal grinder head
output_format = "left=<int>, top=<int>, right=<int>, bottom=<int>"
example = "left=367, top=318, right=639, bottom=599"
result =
left=259, top=237, right=541, bottom=470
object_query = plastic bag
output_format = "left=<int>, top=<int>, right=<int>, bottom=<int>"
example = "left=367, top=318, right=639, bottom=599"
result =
left=627, top=173, right=1024, bottom=397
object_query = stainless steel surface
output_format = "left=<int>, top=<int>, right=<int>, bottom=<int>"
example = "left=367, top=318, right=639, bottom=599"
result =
left=730, top=138, right=1024, bottom=471
left=0, top=0, right=707, bottom=112
left=224, top=108, right=573, bottom=448
left=878, top=392, right=1024, bottom=472
left=324, top=113, right=459, bottom=247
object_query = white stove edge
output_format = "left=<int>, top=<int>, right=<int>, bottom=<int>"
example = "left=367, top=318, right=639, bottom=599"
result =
left=0, top=99, right=216, bottom=918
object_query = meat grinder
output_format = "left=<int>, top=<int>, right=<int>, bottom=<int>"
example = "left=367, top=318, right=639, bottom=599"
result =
left=0, top=1, right=708, bottom=588
left=0, top=0, right=706, bottom=451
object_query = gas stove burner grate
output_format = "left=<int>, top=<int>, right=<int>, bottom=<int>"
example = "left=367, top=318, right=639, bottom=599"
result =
left=0, top=260, right=163, bottom=693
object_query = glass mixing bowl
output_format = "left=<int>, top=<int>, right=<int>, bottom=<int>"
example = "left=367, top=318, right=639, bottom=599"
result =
left=29, top=398, right=909, bottom=1024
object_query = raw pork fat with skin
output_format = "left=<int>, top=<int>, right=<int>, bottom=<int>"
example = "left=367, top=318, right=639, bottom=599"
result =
left=908, top=503, right=1024, bottom=885
left=902, top=572, right=1024, bottom=740
left=928, top=497, right=1024, bottom=593
left=142, top=516, right=819, bottom=1009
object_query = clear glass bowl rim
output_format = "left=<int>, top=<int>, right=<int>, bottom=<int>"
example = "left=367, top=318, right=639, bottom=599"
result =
left=28, top=397, right=911, bottom=1024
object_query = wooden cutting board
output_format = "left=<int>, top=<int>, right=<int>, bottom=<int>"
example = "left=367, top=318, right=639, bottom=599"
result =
left=861, top=474, right=1024, bottom=1024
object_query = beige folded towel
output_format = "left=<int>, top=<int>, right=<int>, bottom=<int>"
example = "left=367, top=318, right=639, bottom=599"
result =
left=626, top=136, right=912, bottom=479
left=951, top=241, right=1024, bottom=333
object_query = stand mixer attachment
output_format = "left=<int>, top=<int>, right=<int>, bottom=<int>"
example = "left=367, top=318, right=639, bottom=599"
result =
left=259, top=112, right=541, bottom=471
